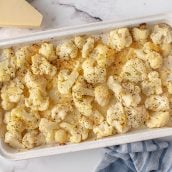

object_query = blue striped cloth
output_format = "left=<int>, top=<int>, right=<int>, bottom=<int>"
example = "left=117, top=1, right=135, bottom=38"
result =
left=96, top=140, right=172, bottom=172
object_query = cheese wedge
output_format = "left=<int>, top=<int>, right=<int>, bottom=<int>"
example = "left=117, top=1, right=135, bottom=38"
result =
left=0, top=0, right=43, bottom=28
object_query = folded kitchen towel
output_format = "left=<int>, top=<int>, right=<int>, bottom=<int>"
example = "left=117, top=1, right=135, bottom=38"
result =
left=96, top=140, right=172, bottom=172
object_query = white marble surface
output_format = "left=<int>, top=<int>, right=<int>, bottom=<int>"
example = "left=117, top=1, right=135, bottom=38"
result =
left=0, top=0, right=172, bottom=172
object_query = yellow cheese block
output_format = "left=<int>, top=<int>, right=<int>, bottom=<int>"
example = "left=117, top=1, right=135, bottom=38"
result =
left=0, top=0, right=43, bottom=28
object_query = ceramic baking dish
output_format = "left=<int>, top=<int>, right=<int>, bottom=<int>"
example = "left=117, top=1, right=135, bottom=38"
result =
left=0, top=13, right=172, bottom=160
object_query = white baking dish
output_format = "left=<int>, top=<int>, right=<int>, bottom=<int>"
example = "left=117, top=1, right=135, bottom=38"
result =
left=0, top=13, right=172, bottom=160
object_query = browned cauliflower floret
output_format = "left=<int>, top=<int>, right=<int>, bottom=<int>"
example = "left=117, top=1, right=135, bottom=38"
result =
left=108, top=28, right=132, bottom=51
left=82, top=58, right=106, bottom=84
left=31, top=54, right=57, bottom=77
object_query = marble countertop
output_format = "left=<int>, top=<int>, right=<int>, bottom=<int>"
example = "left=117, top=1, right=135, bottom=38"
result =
left=0, top=0, right=172, bottom=171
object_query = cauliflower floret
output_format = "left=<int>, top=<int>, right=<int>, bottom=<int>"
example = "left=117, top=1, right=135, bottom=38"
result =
left=143, top=42, right=161, bottom=53
left=82, top=58, right=106, bottom=84
left=125, top=106, right=149, bottom=128
left=79, top=115, right=93, bottom=129
left=25, top=89, right=49, bottom=111
left=74, top=36, right=86, bottom=49
left=132, top=26, right=149, bottom=42
left=72, top=77, right=94, bottom=116
left=93, top=121, right=113, bottom=139
left=135, top=48, right=162, bottom=70
left=31, top=54, right=57, bottom=77
left=82, top=37, right=95, bottom=58
left=94, top=85, right=110, bottom=106
left=121, top=82, right=141, bottom=107
left=5, top=131, right=24, bottom=149
left=73, top=98, right=93, bottom=117
left=58, top=40, right=78, bottom=60
left=1, top=48, right=17, bottom=70
left=24, top=71, right=47, bottom=91
left=55, top=129, right=68, bottom=144
left=121, top=58, right=147, bottom=83
left=107, top=102, right=130, bottom=133
left=39, top=43, right=57, bottom=61
left=22, top=130, right=45, bottom=149
left=15, top=46, right=33, bottom=68
left=60, top=122, right=89, bottom=143
left=51, top=103, right=73, bottom=122
left=11, top=107, right=39, bottom=130
left=108, top=28, right=132, bottom=51
left=0, top=59, right=15, bottom=82
left=150, top=24, right=172, bottom=44
left=58, top=69, right=79, bottom=94
left=39, top=118, right=58, bottom=143
left=91, top=44, right=115, bottom=67
left=146, top=51, right=162, bottom=69
left=24, top=71, right=49, bottom=111
left=6, top=116, right=25, bottom=133
left=1, top=78, right=24, bottom=107
left=141, top=71, right=162, bottom=96
left=146, top=111, right=170, bottom=128
left=108, top=76, right=141, bottom=107
left=145, top=95, right=170, bottom=111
